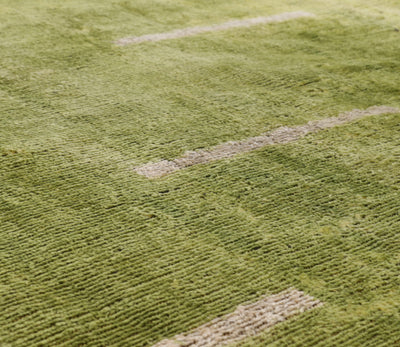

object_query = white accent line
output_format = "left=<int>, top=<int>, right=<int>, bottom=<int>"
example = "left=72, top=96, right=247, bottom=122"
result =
left=115, top=11, right=315, bottom=46
left=152, top=289, right=322, bottom=347
left=134, top=106, right=399, bottom=178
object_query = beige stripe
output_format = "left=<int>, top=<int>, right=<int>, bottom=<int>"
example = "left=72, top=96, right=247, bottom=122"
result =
left=152, top=289, right=322, bottom=347
left=114, top=11, right=315, bottom=46
left=135, top=106, right=399, bottom=178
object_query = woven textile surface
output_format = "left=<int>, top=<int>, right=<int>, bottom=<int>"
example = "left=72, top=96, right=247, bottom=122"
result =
left=1, top=0, right=400, bottom=346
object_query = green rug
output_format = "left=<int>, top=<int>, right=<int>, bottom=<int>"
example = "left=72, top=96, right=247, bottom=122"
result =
left=1, top=0, right=399, bottom=346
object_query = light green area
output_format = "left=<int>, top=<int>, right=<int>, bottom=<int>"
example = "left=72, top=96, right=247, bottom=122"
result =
left=0, top=0, right=399, bottom=346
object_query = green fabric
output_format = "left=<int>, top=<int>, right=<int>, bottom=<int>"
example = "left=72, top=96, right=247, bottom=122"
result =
left=1, top=1, right=399, bottom=345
